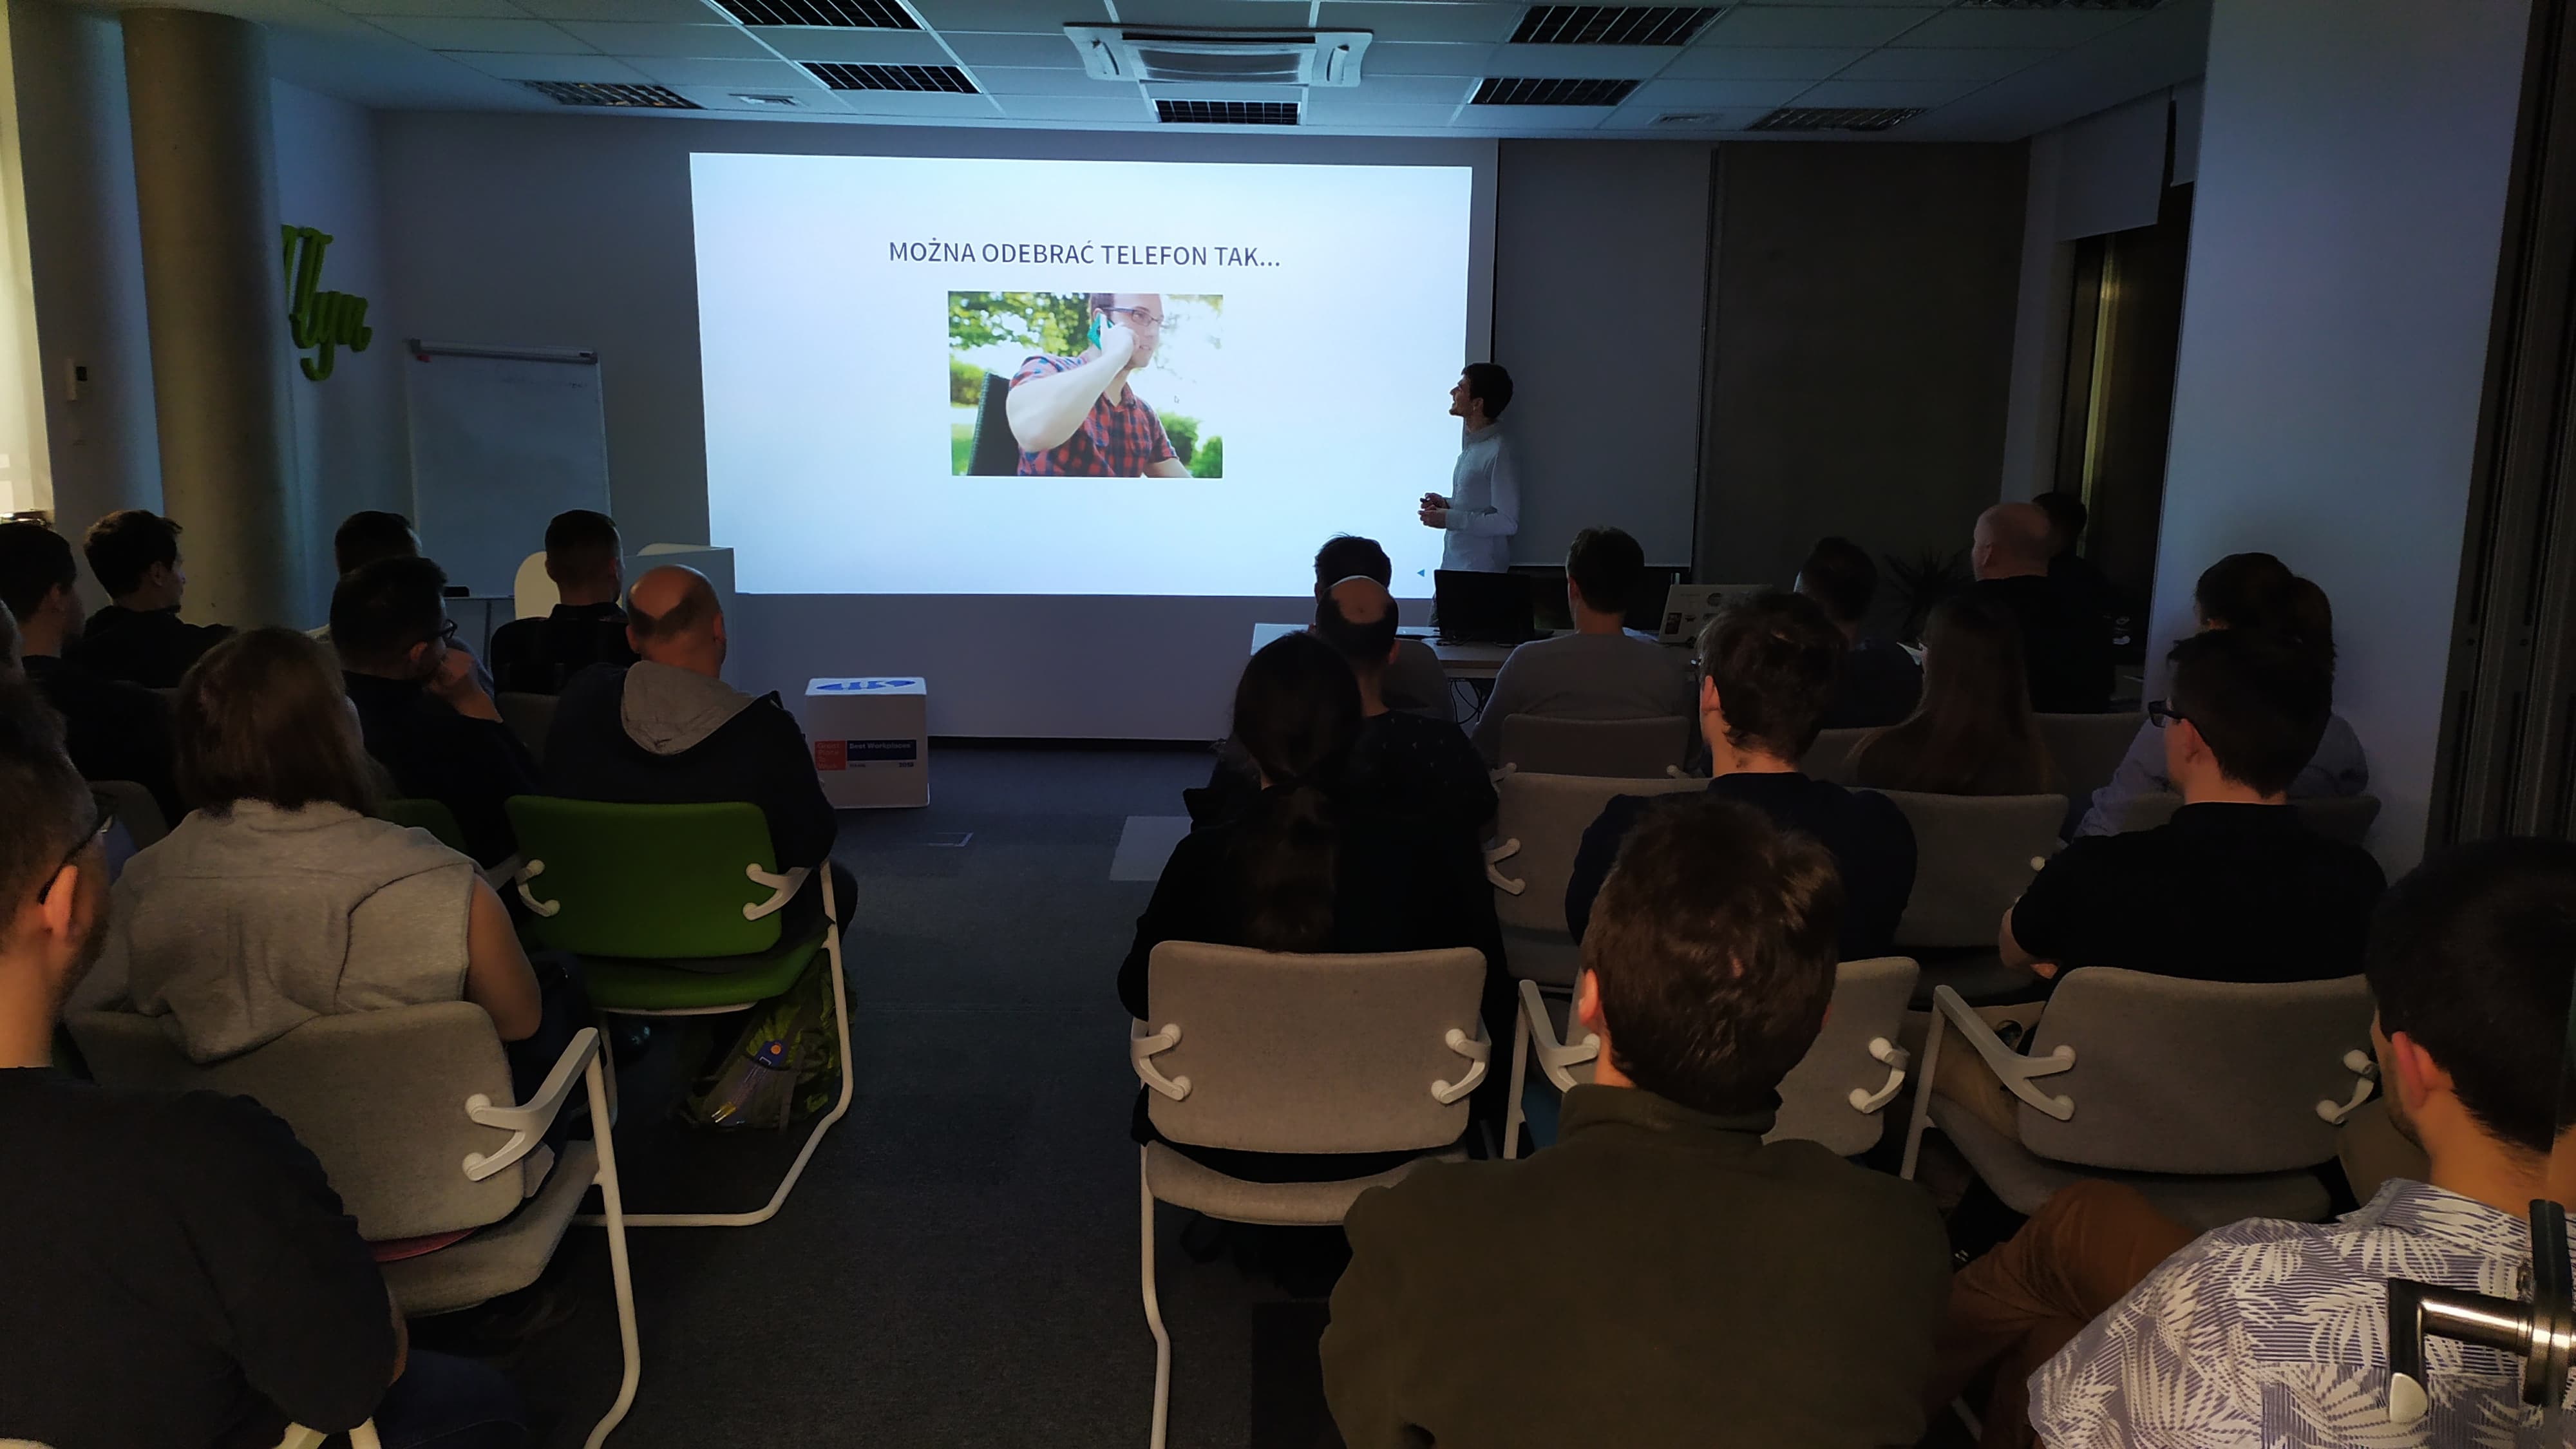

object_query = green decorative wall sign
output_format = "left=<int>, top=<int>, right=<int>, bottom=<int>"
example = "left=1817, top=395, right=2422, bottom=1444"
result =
left=281, top=225, right=372, bottom=381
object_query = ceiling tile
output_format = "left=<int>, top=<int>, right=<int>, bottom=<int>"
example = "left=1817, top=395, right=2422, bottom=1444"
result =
left=1315, top=3, right=1524, bottom=45
left=1359, top=41, right=1491, bottom=77
left=830, top=90, right=1007, bottom=117
left=1790, top=76, right=1982, bottom=108
left=509, top=0, right=724, bottom=21
left=629, top=55, right=821, bottom=85
left=1701, top=6, right=1935, bottom=48
left=336, top=0, right=529, bottom=18
left=448, top=49, right=650, bottom=79
left=992, top=93, right=1152, bottom=120
left=748, top=26, right=953, bottom=61
left=1602, top=101, right=1772, bottom=130
left=556, top=21, right=773, bottom=56
left=907, top=0, right=1109, bottom=27
left=1112, top=0, right=1312, bottom=23
left=1894, top=8, right=2141, bottom=48
left=1658, top=44, right=1862, bottom=79
left=1486, top=42, right=1676, bottom=79
left=1455, top=102, right=1615, bottom=130
left=367, top=15, right=595, bottom=50
left=936, top=30, right=1076, bottom=67
left=1339, top=71, right=1472, bottom=102
left=966, top=64, right=1110, bottom=94
left=1629, top=76, right=1806, bottom=108
left=1302, top=99, right=1466, bottom=128
left=1835, top=45, right=2055, bottom=81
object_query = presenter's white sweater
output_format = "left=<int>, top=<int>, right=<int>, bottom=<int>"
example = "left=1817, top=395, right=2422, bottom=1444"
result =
left=1442, top=422, right=1520, bottom=573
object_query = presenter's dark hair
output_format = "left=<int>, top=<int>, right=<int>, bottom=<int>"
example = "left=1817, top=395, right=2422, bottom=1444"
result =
left=1315, top=590, right=1399, bottom=670
left=332, top=511, right=419, bottom=577
left=82, top=509, right=183, bottom=598
left=176, top=627, right=379, bottom=817
left=1696, top=591, right=1846, bottom=759
left=2164, top=627, right=2331, bottom=796
left=330, top=556, right=450, bottom=672
left=0, top=522, right=79, bottom=625
left=1462, top=362, right=1514, bottom=419
left=1795, top=536, right=1877, bottom=625
left=1314, top=535, right=1393, bottom=594
left=1566, top=527, right=1645, bottom=615
left=1227, top=632, right=1361, bottom=954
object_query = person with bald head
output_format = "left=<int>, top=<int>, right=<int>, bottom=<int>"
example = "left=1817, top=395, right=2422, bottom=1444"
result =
left=1965, top=502, right=2113, bottom=713
left=1314, top=574, right=1497, bottom=847
left=545, top=565, right=846, bottom=942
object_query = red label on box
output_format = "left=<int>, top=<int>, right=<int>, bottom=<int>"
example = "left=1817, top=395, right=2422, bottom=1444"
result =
left=813, top=739, right=847, bottom=772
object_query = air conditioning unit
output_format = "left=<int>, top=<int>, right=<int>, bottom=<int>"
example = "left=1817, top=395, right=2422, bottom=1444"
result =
left=1063, top=24, right=1372, bottom=88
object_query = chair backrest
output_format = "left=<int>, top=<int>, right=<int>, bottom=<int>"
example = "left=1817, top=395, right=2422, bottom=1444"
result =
left=507, top=797, right=785, bottom=958
left=1772, top=956, right=1919, bottom=1155
left=2114, top=791, right=2383, bottom=847
left=381, top=797, right=470, bottom=856
left=1488, top=769, right=1703, bottom=934
left=495, top=690, right=558, bottom=761
left=1497, top=714, right=1692, bottom=778
left=1802, top=727, right=1870, bottom=785
left=2017, top=969, right=2374, bottom=1175
left=89, top=779, right=169, bottom=850
left=1870, top=789, right=2067, bottom=948
left=2035, top=711, right=2145, bottom=800
left=511, top=550, right=556, bottom=621
left=967, top=373, right=1021, bottom=476
left=1141, top=942, right=1485, bottom=1155
left=66, top=1003, right=531, bottom=1240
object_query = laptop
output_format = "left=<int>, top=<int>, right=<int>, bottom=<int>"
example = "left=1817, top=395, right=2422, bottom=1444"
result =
left=1656, top=583, right=1765, bottom=646
left=1433, top=570, right=1544, bottom=645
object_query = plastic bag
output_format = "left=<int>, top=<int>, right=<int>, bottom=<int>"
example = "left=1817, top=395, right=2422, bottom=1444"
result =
left=679, top=960, right=840, bottom=1128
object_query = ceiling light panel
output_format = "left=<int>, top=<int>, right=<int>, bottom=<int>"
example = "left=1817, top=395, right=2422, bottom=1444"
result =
left=708, top=0, right=914, bottom=28
left=807, top=61, right=980, bottom=91
left=1470, top=75, right=1638, bottom=105
left=1155, top=98, right=1301, bottom=124
left=521, top=79, right=701, bottom=106
left=1508, top=5, right=1720, bottom=46
left=1747, top=104, right=1922, bottom=131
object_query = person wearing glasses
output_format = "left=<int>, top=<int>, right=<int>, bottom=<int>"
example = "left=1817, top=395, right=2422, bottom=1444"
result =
left=333, top=555, right=540, bottom=871
left=1004, top=292, right=1193, bottom=478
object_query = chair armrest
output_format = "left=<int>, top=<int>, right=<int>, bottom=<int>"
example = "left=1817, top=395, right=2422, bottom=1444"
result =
left=1928, top=985, right=2075, bottom=1121
left=1484, top=837, right=1526, bottom=895
left=463, top=1027, right=600, bottom=1182
left=1515, top=978, right=1599, bottom=1093
left=1433, top=1023, right=1490, bottom=1105
left=2317, top=1048, right=2380, bottom=1124
left=743, top=863, right=813, bottom=922
left=480, top=853, right=524, bottom=894
left=1490, top=762, right=1516, bottom=784
left=1848, top=1036, right=1911, bottom=1114
left=514, top=858, right=560, bottom=917
left=1131, top=1019, right=1189, bottom=1101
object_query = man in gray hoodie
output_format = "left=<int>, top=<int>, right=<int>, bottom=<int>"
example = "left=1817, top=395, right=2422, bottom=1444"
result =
left=545, top=566, right=845, bottom=942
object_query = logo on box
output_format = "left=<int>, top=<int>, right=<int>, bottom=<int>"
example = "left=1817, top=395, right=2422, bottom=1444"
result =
left=815, top=678, right=920, bottom=692
left=813, top=740, right=847, bottom=772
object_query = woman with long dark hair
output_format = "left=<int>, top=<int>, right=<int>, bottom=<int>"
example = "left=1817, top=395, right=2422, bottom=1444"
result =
left=1850, top=595, right=2054, bottom=795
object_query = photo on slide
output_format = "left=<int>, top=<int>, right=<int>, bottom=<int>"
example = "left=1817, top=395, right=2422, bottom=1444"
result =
left=948, top=291, right=1226, bottom=479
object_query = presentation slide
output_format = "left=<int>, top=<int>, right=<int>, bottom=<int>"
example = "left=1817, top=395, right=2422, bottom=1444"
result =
left=691, top=153, right=1476, bottom=597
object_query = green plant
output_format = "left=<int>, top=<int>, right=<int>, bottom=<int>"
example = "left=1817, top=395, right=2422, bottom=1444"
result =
left=950, top=424, right=973, bottom=475
left=949, top=291, right=1090, bottom=356
left=1883, top=547, right=1971, bottom=645
left=1190, top=435, right=1224, bottom=480
left=949, top=356, right=987, bottom=407
left=1161, top=413, right=1200, bottom=466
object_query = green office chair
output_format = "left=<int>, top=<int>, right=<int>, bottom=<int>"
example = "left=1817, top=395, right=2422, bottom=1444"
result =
left=381, top=797, right=470, bottom=857
left=506, top=797, right=853, bottom=1229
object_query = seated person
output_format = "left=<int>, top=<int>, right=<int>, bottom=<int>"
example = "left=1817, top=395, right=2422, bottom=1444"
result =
left=2076, top=551, right=2369, bottom=836
left=1798, top=535, right=1920, bottom=729
left=1851, top=594, right=2053, bottom=795
left=71, top=507, right=232, bottom=688
left=0, top=674, right=528, bottom=1448
left=2034, top=489, right=2128, bottom=660
left=75, top=629, right=567, bottom=1097
left=1315, top=533, right=1448, bottom=717
left=334, top=556, right=541, bottom=870
left=332, top=509, right=422, bottom=580
left=1566, top=592, right=1917, bottom=961
left=1124, top=633, right=1505, bottom=1178
left=1471, top=526, right=1692, bottom=764
left=2012, top=837, right=2576, bottom=1448
left=545, top=565, right=848, bottom=942
left=0, top=520, right=180, bottom=823
left=488, top=509, right=636, bottom=694
left=1323, top=798, right=1949, bottom=1448
left=1964, top=502, right=2112, bottom=714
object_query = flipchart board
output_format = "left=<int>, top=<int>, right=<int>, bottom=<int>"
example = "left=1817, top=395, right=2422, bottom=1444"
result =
left=403, top=342, right=610, bottom=598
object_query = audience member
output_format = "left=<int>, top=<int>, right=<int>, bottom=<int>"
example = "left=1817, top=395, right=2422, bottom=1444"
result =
left=0, top=520, right=181, bottom=822
left=334, top=556, right=540, bottom=869
left=1798, top=535, right=1921, bottom=729
left=2033, top=489, right=2126, bottom=655
left=1565, top=592, right=1915, bottom=961
left=73, top=508, right=232, bottom=687
left=1470, top=526, right=1692, bottom=764
left=1314, top=533, right=1448, bottom=716
left=545, top=565, right=848, bottom=943
left=2015, top=838, right=2576, bottom=1447
left=2075, top=551, right=2368, bottom=836
left=1851, top=594, right=2052, bottom=795
left=489, top=509, right=637, bottom=694
left=1964, top=502, right=2112, bottom=714
left=1314, top=574, right=1497, bottom=844
left=1324, top=798, right=1948, bottom=1447
left=0, top=673, right=528, bottom=1448
left=334, top=509, right=422, bottom=577
left=1123, top=631, right=1506, bottom=1177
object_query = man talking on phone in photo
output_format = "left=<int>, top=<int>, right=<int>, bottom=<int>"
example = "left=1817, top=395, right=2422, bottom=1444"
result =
left=1420, top=363, right=1519, bottom=572
left=1005, top=292, right=1195, bottom=478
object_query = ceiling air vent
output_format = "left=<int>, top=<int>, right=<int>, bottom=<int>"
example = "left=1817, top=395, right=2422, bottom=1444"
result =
left=806, top=62, right=978, bottom=92
left=1066, top=26, right=1371, bottom=87
left=1471, top=76, right=1637, bottom=106
left=1155, top=99, right=1301, bottom=125
left=710, top=0, right=915, bottom=27
left=522, top=80, right=701, bottom=109
left=1748, top=105, right=1924, bottom=132
left=1508, top=5, right=1721, bottom=46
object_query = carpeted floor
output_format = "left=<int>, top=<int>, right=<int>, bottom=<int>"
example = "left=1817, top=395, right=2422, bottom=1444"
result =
left=502, top=743, right=1349, bottom=1449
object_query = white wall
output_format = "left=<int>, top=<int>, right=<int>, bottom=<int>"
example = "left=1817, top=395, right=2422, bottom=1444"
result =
left=2154, top=0, right=2528, bottom=869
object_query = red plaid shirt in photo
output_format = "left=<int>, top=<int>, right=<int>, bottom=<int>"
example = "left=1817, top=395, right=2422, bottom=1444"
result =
left=1009, top=353, right=1179, bottom=478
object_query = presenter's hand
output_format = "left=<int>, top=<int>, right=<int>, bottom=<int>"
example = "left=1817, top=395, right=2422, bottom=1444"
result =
left=1419, top=492, right=1448, bottom=510
left=1419, top=504, right=1451, bottom=530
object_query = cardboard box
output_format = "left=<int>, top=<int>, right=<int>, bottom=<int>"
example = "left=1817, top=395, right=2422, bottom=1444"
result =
left=801, top=677, right=927, bottom=809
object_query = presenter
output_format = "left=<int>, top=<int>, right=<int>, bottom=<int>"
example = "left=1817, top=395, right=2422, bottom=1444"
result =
left=1004, top=292, right=1194, bottom=478
left=1419, top=363, right=1519, bottom=571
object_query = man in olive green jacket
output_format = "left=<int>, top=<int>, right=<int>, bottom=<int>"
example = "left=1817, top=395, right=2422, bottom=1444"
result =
left=1322, top=797, right=1951, bottom=1448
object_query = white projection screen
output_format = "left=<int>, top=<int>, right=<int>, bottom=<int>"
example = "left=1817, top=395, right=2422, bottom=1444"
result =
left=691, top=152, right=1485, bottom=600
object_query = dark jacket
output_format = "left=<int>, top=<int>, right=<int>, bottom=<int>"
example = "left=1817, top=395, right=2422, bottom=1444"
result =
left=488, top=602, right=636, bottom=696
left=343, top=670, right=541, bottom=868
left=25, top=654, right=183, bottom=825
left=74, top=604, right=231, bottom=688
left=544, top=661, right=837, bottom=871
left=1322, top=1084, right=1950, bottom=1449
left=1965, top=574, right=2114, bottom=714
left=1818, top=633, right=1923, bottom=730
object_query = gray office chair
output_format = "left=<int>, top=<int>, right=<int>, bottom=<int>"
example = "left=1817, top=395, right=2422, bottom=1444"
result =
left=88, top=778, right=170, bottom=849
left=2112, top=790, right=2382, bottom=846
left=1868, top=788, right=2065, bottom=1003
left=1383, top=638, right=1456, bottom=724
left=1901, top=971, right=2376, bottom=1229
left=1132, top=942, right=1488, bottom=1449
left=1802, top=726, right=1872, bottom=785
left=966, top=373, right=1021, bottom=476
left=1485, top=768, right=1703, bottom=990
left=1496, top=714, right=1693, bottom=778
left=495, top=690, right=558, bottom=762
left=2035, top=711, right=2146, bottom=802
